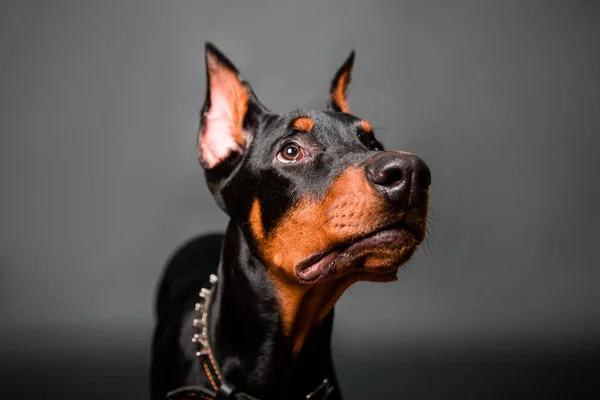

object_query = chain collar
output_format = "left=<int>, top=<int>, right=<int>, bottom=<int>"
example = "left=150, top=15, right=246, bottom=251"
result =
left=192, top=274, right=219, bottom=358
left=166, top=273, right=335, bottom=400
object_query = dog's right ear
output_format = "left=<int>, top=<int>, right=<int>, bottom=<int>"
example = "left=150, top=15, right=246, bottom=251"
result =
left=198, top=43, right=267, bottom=193
left=327, top=51, right=355, bottom=113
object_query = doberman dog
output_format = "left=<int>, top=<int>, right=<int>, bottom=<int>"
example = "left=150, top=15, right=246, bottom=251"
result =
left=150, top=43, right=431, bottom=400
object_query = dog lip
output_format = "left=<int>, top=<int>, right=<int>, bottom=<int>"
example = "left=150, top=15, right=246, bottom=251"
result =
left=295, top=223, right=415, bottom=282
left=296, top=250, right=342, bottom=282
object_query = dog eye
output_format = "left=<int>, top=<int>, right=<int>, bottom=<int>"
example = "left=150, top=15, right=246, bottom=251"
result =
left=277, top=142, right=304, bottom=163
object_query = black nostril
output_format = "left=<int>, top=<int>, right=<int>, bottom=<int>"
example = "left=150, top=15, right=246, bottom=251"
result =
left=368, top=161, right=405, bottom=188
left=381, top=168, right=403, bottom=187
left=415, top=162, right=432, bottom=189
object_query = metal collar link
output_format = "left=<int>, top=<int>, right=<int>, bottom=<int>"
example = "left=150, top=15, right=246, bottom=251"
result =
left=166, top=274, right=335, bottom=400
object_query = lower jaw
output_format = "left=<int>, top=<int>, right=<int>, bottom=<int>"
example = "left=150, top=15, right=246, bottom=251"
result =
left=296, top=228, right=417, bottom=283
left=301, top=248, right=413, bottom=284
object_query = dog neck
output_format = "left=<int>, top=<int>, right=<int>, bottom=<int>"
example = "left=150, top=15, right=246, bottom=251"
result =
left=207, top=221, right=340, bottom=399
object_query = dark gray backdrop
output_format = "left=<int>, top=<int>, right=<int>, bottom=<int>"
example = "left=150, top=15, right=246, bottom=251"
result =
left=1, top=1, right=599, bottom=399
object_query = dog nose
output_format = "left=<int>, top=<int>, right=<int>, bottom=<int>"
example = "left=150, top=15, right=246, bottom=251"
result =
left=366, top=152, right=431, bottom=208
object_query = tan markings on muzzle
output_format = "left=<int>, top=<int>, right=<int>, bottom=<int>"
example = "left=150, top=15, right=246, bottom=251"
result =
left=249, top=165, right=429, bottom=354
left=256, top=166, right=386, bottom=277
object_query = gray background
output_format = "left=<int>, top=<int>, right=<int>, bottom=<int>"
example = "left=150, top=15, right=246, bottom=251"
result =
left=1, top=1, right=599, bottom=399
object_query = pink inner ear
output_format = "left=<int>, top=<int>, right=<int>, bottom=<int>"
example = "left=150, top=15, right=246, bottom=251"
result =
left=199, top=55, right=249, bottom=169
left=201, top=96, right=243, bottom=168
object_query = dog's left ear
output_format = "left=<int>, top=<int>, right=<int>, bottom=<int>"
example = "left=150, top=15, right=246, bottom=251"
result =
left=327, top=51, right=355, bottom=113
left=198, top=42, right=268, bottom=174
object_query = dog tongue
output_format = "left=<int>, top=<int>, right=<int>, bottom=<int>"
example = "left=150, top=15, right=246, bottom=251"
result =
left=297, top=250, right=341, bottom=281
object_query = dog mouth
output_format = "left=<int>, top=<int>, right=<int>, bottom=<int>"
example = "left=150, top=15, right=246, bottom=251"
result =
left=295, top=222, right=419, bottom=282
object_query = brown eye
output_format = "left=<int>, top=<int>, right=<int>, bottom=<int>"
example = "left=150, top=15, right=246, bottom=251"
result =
left=277, top=142, right=304, bottom=163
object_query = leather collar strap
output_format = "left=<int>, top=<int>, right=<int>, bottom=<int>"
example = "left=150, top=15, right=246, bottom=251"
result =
left=166, top=379, right=335, bottom=400
left=166, top=383, right=258, bottom=400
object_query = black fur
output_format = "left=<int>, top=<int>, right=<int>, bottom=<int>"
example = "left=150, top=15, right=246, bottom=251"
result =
left=151, top=43, right=429, bottom=400
left=151, top=224, right=340, bottom=400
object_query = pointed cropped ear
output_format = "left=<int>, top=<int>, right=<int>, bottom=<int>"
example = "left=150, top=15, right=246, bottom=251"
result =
left=198, top=43, right=267, bottom=172
left=327, top=51, right=355, bottom=113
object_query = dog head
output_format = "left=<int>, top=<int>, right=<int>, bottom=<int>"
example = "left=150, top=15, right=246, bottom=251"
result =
left=197, top=43, right=431, bottom=343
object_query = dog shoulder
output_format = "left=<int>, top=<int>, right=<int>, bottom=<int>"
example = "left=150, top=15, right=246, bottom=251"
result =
left=154, top=233, right=224, bottom=319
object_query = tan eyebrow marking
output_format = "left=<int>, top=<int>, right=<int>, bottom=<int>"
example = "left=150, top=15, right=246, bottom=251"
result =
left=292, top=117, right=315, bottom=132
left=360, top=120, right=373, bottom=133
